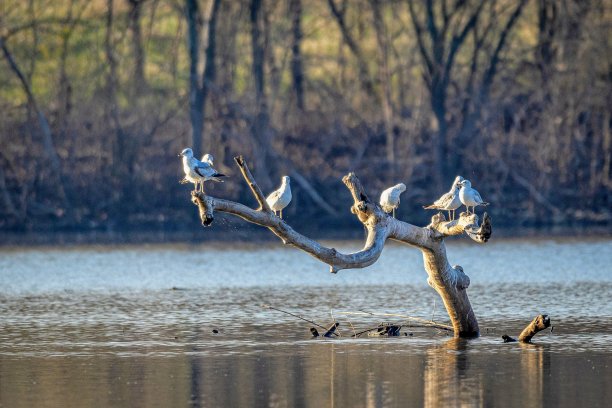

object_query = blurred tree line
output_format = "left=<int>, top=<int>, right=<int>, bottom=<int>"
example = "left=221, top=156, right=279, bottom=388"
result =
left=0, top=0, right=610, bottom=233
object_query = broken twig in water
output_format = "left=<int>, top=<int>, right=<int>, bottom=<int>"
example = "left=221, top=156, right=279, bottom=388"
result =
left=262, top=304, right=340, bottom=337
left=324, top=322, right=340, bottom=338
left=338, top=311, right=453, bottom=332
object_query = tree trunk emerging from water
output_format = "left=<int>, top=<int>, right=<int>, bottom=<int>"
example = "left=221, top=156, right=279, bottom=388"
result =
left=191, top=156, right=492, bottom=338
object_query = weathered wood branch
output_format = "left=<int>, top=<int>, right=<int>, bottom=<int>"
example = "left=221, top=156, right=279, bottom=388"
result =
left=234, top=155, right=271, bottom=212
left=191, top=156, right=493, bottom=337
left=518, top=314, right=551, bottom=343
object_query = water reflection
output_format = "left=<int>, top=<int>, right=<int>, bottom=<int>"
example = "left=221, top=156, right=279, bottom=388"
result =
left=519, top=343, right=548, bottom=408
left=424, top=339, right=482, bottom=407
left=1, top=333, right=611, bottom=408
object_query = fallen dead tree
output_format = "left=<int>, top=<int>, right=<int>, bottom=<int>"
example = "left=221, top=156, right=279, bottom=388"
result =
left=190, top=156, right=548, bottom=339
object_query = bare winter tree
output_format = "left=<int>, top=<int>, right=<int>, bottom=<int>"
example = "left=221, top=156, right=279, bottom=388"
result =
left=408, top=0, right=528, bottom=189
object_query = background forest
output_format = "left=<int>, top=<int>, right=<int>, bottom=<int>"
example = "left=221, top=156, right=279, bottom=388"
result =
left=0, top=0, right=610, bottom=234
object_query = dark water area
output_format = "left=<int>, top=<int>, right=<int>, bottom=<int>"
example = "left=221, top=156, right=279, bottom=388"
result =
left=0, top=239, right=611, bottom=407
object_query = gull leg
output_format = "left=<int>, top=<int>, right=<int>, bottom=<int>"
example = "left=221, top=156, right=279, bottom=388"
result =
left=392, top=209, right=396, bottom=218
left=280, top=210, right=283, bottom=219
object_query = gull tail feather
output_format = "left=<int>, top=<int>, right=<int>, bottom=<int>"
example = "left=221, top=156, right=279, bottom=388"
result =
left=423, top=204, right=437, bottom=210
left=211, top=173, right=227, bottom=182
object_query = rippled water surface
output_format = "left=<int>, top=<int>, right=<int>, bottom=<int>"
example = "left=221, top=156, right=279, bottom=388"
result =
left=1, top=238, right=611, bottom=407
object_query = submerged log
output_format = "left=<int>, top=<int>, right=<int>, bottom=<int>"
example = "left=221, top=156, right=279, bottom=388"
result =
left=366, top=324, right=402, bottom=337
left=191, top=156, right=494, bottom=337
left=518, top=314, right=551, bottom=343
left=501, top=315, right=551, bottom=343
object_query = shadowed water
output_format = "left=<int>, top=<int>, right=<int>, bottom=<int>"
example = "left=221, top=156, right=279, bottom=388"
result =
left=0, top=238, right=611, bottom=407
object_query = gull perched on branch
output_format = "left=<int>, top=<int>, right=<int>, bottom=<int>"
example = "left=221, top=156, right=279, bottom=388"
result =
left=423, top=176, right=464, bottom=220
left=266, top=176, right=292, bottom=218
left=179, top=148, right=226, bottom=193
left=459, top=179, right=489, bottom=214
left=379, top=183, right=406, bottom=218
left=180, top=153, right=216, bottom=185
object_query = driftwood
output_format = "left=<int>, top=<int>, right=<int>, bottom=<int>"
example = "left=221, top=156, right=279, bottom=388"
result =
left=502, top=315, right=551, bottom=343
left=192, top=156, right=492, bottom=338
left=518, top=314, right=551, bottom=343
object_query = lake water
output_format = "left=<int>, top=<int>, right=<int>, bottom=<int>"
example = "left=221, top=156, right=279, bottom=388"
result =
left=0, top=238, right=611, bottom=407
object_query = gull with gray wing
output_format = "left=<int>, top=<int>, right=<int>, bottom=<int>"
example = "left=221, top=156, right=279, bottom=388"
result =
left=423, top=176, right=464, bottom=220
left=179, top=148, right=226, bottom=193
left=458, top=179, right=489, bottom=214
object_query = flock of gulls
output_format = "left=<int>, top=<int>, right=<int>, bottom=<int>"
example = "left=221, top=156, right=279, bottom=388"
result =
left=180, top=147, right=488, bottom=220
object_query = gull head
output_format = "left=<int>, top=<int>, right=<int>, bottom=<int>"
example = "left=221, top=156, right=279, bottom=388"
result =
left=202, top=153, right=214, bottom=164
left=453, top=175, right=464, bottom=187
left=395, top=183, right=406, bottom=192
left=281, top=176, right=291, bottom=185
left=179, top=148, right=194, bottom=158
left=459, top=179, right=472, bottom=188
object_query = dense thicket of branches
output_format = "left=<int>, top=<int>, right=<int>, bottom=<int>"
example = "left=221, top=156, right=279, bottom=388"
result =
left=0, top=0, right=610, bottom=232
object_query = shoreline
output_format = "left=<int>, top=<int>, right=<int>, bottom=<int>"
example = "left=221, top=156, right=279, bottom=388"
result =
left=1, top=224, right=610, bottom=248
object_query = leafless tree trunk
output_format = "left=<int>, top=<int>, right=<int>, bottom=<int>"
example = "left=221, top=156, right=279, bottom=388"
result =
left=289, top=0, right=305, bottom=111
left=327, top=0, right=376, bottom=99
left=57, top=0, right=83, bottom=137
left=408, top=0, right=485, bottom=190
left=186, top=0, right=203, bottom=156
left=249, top=0, right=273, bottom=189
left=1, top=38, right=71, bottom=216
left=408, top=0, right=527, bottom=189
left=192, top=156, right=492, bottom=337
left=186, top=0, right=221, bottom=156
left=369, top=0, right=395, bottom=166
left=127, top=0, right=147, bottom=94
left=105, top=0, right=128, bottom=175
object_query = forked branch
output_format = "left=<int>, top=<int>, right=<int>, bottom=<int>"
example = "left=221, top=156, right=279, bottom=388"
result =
left=190, top=156, right=493, bottom=337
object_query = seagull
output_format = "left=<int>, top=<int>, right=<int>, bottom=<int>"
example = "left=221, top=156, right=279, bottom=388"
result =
left=179, top=148, right=226, bottom=193
left=180, top=153, right=217, bottom=185
left=379, top=183, right=406, bottom=218
left=423, top=176, right=464, bottom=220
left=458, top=179, right=489, bottom=214
left=201, top=153, right=214, bottom=166
left=266, top=176, right=292, bottom=218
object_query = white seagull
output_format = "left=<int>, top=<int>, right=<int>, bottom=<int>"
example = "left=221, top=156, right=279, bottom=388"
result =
left=423, top=176, right=464, bottom=220
left=458, top=179, right=489, bottom=214
left=379, top=183, right=406, bottom=218
left=180, top=153, right=217, bottom=185
left=266, top=176, right=292, bottom=218
left=179, top=148, right=226, bottom=193
left=201, top=153, right=214, bottom=166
